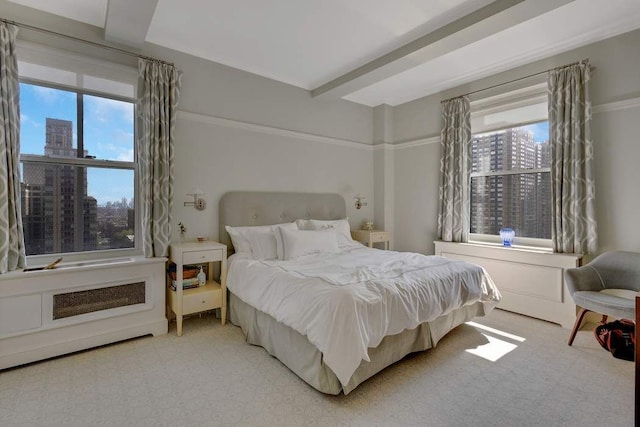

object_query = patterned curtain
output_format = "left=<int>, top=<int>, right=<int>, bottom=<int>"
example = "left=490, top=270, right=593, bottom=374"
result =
left=137, top=58, right=182, bottom=257
left=438, top=96, right=471, bottom=243
left=0, top=23, right=26, bottom=273
left=548, top=60, right=597, bottom=254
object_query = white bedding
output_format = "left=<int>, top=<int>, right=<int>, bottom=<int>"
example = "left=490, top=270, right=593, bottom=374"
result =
left=227, top=246, right=501, bottom=387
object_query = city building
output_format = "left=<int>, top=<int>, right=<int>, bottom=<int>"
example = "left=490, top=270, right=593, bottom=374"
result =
left=470, top=127, right=551, bottom=239
left=21, top=118, right=98, bottom=255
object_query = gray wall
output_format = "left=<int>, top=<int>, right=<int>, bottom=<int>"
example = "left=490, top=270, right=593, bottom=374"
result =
left=391, top=29, right=640, bottom=255
left=393, top=141, right=440, bottom=254
left=171, top=114, right=374, bottom=242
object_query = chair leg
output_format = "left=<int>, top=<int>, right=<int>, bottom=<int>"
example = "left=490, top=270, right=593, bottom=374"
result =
left=568, top=308, right=590, bottom=346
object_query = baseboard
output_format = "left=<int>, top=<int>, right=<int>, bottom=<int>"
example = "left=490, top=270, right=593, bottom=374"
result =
left=0, top=318, right=168, bottom=370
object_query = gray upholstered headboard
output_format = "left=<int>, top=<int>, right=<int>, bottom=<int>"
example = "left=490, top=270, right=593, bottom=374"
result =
left=219, top=191, right=346, bottom=252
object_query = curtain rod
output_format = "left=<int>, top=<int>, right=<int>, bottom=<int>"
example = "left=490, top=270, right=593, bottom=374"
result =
left=0, top=17, right=174, bottom=67
left=440, top=59, right=592, bottom=104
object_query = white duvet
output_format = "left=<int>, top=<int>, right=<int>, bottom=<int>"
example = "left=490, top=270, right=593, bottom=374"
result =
left=227, top=246, right=501, bottom=387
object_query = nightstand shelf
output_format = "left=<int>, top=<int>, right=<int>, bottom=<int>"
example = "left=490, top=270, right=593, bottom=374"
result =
left=168, top=241, right=227, bottom=336
left=351, top=230, right=390, bottom=250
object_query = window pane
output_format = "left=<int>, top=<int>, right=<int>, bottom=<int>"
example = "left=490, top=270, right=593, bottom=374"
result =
left=471, top=173, right=551, bottom=239
left=83, top=95, right=134, bottom=161
left=20, top=83, right=77, bottom=155
left=21, top=163, right=135, bottom=255
left=471, top=122, right=550, bottom=173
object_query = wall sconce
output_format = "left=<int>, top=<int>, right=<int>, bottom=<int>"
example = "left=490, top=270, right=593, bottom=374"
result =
left=354, top=195, right=367, bottom=210
left=184, top=188, right=206, bottom=210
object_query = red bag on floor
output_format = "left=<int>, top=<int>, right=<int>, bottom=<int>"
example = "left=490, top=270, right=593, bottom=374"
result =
left=594, top=319, right=635, bottom=361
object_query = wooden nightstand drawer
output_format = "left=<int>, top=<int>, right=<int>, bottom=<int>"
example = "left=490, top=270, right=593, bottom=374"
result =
left=371, top=232, right=389, bottom=243
left=182, top=282, right=222, bottom=314
left=351, top=230, right=390, bottom=249
left=183, top=248, right=223, bottom=264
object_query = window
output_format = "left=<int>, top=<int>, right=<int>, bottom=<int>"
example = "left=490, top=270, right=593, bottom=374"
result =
left=17, top=41, right=138, bottom=259
left=469, top=83, right=551, bottom=245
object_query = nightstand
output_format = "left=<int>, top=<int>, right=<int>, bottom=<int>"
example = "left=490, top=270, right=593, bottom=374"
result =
left=168, top=241, right=227, bottom=336
left=351, top=230, right=390, bottom=250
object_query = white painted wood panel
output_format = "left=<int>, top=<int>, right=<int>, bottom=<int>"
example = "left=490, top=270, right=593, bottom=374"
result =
left=0, top=294, right=42, bottom=335
left=443, top=253, right=563, bottom=302
left=183, top=248, right=224, bottom=264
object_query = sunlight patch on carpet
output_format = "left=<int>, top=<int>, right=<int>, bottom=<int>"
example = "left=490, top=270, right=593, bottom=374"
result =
left=466, top=334, right=518, bottom=362
left=464, top=321, right=525, bottom=361
left=466, top=321, right=526, bottom=342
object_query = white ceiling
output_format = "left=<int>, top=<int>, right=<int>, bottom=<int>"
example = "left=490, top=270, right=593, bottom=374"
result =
left=8, top=0, right=640, bottom=107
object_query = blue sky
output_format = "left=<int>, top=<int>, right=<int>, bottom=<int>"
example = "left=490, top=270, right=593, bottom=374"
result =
left=20, top=83, right=134, bottom=205
left=521, top=121, right=549, bottom=143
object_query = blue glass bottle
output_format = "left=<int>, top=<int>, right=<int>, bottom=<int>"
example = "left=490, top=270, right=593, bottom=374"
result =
left=499, top=228, right=515, bottom=247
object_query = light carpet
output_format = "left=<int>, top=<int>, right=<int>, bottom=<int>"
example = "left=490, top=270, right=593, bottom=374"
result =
left=0, top=309, right=633, bottom=426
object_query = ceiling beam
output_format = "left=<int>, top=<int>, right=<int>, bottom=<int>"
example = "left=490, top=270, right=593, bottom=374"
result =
left=311, top=0, right=574, bottom=100
left=104, top=0, right=159, bottom=48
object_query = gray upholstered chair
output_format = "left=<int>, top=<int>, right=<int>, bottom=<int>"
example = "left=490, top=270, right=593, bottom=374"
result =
left=565, top=251, right=640, bottom=346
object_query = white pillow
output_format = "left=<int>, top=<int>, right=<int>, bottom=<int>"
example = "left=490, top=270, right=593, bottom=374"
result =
left=225, top=225, right=254, bottom=254
left=304, top=218, right=355, bottom=248
left=272, top=223, right=298, bottom=260
left=246, top=228, right=278, bottom=260
left=295, top=219, right=313, bottom=230
left=225, top=223, right=297, bottom=259
left=279, top=228, right=339, bottom=260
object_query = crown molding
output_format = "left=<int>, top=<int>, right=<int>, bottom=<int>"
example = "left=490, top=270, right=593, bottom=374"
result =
left=593, top=97, right=640, bottom=114
left=177, top=110, right=372, bottom=151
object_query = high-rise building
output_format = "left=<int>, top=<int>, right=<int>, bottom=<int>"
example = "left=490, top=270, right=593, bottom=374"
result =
left=470, top=127, right=551, bottom=239
left=21, top=118, right=98, bottom=255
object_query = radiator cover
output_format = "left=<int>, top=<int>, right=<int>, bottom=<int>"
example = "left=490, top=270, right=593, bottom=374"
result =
left=434, top=241, right=581, bottom=328
left=53, top=282, right=146, bottom=319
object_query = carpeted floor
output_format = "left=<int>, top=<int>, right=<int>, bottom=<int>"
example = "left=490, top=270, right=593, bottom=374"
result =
left=0, top=308, right=633, bottom=426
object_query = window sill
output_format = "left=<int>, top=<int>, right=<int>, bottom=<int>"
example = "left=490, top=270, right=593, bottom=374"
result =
left=0, top=255, right=165, bottom=281
left=465, top=240, right=553, bottom=254
left=434, top=241, right=583, bottom=266
left=26, top=248, right=144, bottom=270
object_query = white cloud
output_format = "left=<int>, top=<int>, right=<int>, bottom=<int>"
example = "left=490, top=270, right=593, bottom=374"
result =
left=117, top=149, right=134, bottom=162
left=30, top=86, right=74, bottom=105
left=20, top=113, right=40, bottom=128
left=113, top=129, right=134, bottom=141
left=96, top=141, right=134, bottom=162
left=31, top=86, right=58, bottom=103
left=85, top=96, right=134, bottom=125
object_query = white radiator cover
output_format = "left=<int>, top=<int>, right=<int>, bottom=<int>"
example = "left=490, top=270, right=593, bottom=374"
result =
left=434, top=242, right=582, bottom=328
left=0, top=256, right=167, bottom=370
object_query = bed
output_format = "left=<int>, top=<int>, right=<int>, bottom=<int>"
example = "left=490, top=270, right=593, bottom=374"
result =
left=220, top=191, right=501, bottom=395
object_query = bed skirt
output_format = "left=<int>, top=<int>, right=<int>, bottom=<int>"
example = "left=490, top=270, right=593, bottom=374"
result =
left=229, top=293, right=487, bottom=394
